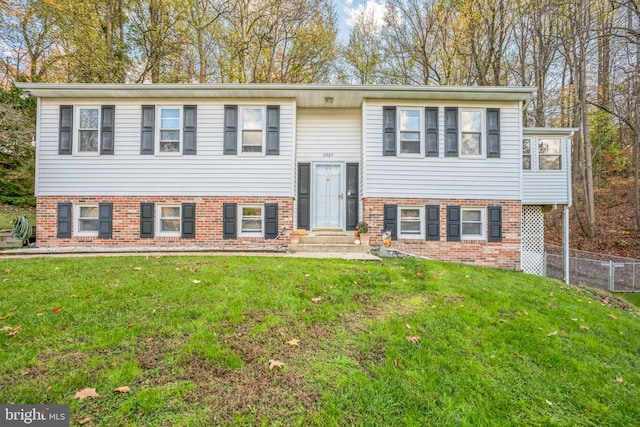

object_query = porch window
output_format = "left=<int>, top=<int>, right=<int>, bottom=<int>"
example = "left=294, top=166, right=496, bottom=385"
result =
left=538, top=138, right=562, bottom=170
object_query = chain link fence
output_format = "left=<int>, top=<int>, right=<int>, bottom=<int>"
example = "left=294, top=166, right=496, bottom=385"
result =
left=545, top=244, right=639, bottom=292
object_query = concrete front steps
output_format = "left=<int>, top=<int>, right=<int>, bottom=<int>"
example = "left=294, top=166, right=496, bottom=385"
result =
left=287, top=230, right=373, bottom=256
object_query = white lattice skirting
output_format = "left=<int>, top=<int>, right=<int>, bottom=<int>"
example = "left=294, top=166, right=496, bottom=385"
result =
left=522, top=206, right=545, bottom=275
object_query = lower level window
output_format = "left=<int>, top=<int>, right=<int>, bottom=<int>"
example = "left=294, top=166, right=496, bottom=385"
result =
left=399, top=206, right=423, bottom=238
left=461, top=208, right=484, bottom=239
left=75, top=204, right=99, bottom=236
left=157, top=204, right=181, bottom=236
left=239, top=205, right=263, bottom=236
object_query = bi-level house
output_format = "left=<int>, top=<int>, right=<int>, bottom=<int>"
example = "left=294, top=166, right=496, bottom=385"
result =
left=16, top=84, right=575, bottom=275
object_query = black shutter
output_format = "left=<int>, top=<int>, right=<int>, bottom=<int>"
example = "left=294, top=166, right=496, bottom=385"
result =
left=59, top=106, right=73, bottom=155
left=224, top=105, right=238, bottom=155
left=98, top=202, right=113, bottom=239
left=383, top=106, right=397, bottom=156
left=140, top=203, right=154, bottom=238
left=140, top=105, right=155, bottom=155
left=426, top=204, right=440, bottom=241
left=183, top=105, right=197, bottom=155
left=488, top=205, right=502, bottom=242
left=265, top=203, right=278, bottom=238
left=297, top=163, right=311, bottom=230
left=266, top=105, right=280, bottom=155
left=487, top=108, right=500, bottom=158
left=181, top=203, right=196, bottom=238
left=444, top=107, right=458, bottom=157
left=100, top=105, right=115, bottom=155
left=383, top=204, right=397, bottom=241
left=447, top=205, right=461, bottom=241
left=425, top=107, right=439, bottom=157
left=223, top=203, right=237, bottom=239
left=346, top=163, right=359, bottom=231
left=57, top=202, right=72, bottom=238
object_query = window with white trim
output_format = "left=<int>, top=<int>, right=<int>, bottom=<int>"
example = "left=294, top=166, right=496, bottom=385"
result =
left=157, top=204, right=181, bottom=236
left=241, top=107, right=265, bottom=153
left=239, top=205, right=264, bottom=236
left=398, top=108, right=421, bottom=155
left=461, top=208, right=484, bottom=240
left=522, top=138, right=532, bottom=170
left=460, top=109, right=483, bottom=157
left=159, top=107, right=181, bottom=153
left=74, top=204, right=99, bottom=236
left=399, top=206, right=424, bottom=238
left=77, top=107, right=99, bottom=153
left=538, top=138, right=562, bottom=170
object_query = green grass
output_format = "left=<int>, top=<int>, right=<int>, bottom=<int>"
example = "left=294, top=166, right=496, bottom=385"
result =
left=0, top=203, right=36, bottom=229
left=1, top=256, right=639, bottom=426
left=620, top=292, right=640, bottom=308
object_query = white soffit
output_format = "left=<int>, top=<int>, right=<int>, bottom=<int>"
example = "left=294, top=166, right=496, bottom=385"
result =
left=16, top=83, right=536, bottom=108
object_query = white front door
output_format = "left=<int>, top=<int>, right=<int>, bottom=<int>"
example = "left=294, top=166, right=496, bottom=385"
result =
left=314, top=163, right=342, bottom=228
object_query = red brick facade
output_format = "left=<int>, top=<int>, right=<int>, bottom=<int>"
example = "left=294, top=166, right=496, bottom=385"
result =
left=36, top=196, right=294, bottom=249
left=363, top=198, right=522, bottom=270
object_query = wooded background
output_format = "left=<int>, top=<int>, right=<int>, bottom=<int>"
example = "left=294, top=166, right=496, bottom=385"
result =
left=1, top=0, right=639, bottom=248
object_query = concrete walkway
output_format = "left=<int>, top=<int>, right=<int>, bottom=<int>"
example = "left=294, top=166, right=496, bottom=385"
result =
left=0, top=246, right=380, bottom=261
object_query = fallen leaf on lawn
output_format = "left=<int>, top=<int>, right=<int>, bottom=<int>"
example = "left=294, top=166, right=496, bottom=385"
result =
left=8, top=326, right=20, bottom=336
left=608, top=314, right=618, bottom=320
left=145, top=338, right=154, bottom=343
left=67, top=338, right=74, bottom=343
left=268, top=359, right=284, bottom=370
left=287, top=339, right=300, bottom=346
left=1, top=326, right=11, bottom=331
left=2, top=278, right=8, bottom=282
left=189, top=267, right=196, bottom=272
left=580, top=325, right=589, bottom=330
left=547, top=331, right=558, bottom=336
left=4, top=269, right=10, bottom=274
left=78, top=417, right=91, bottom=424
left=0, top=313, right=11, bottom=320
left=74, top=388, right=100, bottom=399
left=133, top=267, right=142, bottom=271
left=406, top=336, right=420, bottom=344
left=114, top=386, right=131, bottom=393
left=615, top=377, right=624, bottom=383
left=431, top=275, right=437, bottom=280
left=405, top=324, right=411, bottom=329
left=304, top=274, right=310, bottom=277
left=36, top=313, right=43, bottom=317
left=192, top=280, right=201, bottom=284
left=549, top=292, right=554, bottom=297
left=545, top=399, right=553, bottom=406
left=127, top=323, right=136, bottom=328
left=571, top=318, right=578, bottom=321
left=52, top=307, right=62, bottom=314
left=311, top=297, right=322, bottom=303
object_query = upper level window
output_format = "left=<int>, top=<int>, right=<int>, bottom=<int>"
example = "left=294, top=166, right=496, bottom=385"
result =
left=460, top=109, right=483, bottom=157
left=523, top=138, right=532, bottom=170
left=75, top=204, right=99, bottom=236
left=159, top=107, right=181, bottom=153
left=77, top=107, right=99, bottom=153
left=241, top=107, right=264, bottom=153
left=461, top=208, right=484, bottom=240
left=157, top=204, right=181, bottom=236
left=399, top=108, right=421, bottom=154
left=399, top=206, right=424, bottom=238
left=538, top=138, right=562, bottom=170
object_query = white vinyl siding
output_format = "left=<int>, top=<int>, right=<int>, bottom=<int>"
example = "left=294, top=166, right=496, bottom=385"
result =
left=37, top=99, right=295, bottom=196
left=364, top=101, right=521, bottom=200
left=296, top=108, right=361, bottom=162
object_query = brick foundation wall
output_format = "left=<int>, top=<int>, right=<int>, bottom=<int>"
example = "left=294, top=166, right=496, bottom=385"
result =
left=36, top=196, right=294, bottom=249
left=363, top=198, right=522, bottom=270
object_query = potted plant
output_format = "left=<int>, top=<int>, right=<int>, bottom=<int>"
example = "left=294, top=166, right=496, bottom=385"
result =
left=356, top=221, right=370, bottom=245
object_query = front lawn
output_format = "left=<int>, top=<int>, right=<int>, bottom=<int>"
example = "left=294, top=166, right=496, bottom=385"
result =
left=1, top=256, right=639, bottom=426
